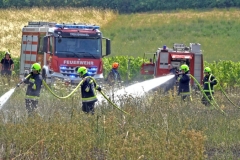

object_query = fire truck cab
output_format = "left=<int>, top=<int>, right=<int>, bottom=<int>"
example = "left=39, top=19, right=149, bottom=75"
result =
left=20, top=21, right=111, bottom=84
left=141, top=43, right=203, bottom=85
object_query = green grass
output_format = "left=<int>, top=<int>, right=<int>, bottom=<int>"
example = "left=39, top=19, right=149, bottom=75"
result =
left=102, top=8, right=240, bottom=62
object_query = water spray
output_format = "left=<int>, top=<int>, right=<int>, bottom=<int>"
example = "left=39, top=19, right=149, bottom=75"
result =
left=0, top=88, right=15, bottom=109
left=0, top=74, right=31, bottom=109
left=97, top=74, right=175, bottom=105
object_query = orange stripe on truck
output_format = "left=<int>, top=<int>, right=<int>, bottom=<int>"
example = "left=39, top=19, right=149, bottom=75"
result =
left=23, top=41, right=38, bottom=45
left=24, top=61, right=35, bottom=64
left=23, top=51, right=37, bottom=54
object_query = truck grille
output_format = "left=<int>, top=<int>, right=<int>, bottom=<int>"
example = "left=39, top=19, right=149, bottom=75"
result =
left=59, top=66, right=98, bottom=78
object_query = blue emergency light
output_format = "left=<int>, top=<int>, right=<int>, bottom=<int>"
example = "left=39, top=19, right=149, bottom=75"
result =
left=55, top=24, right=100, bottom=30
left=87, top=67, right=98, bottom=76
left=60, top=66, right=67, bottom=69
left=69, top=75, right=75, bottom=78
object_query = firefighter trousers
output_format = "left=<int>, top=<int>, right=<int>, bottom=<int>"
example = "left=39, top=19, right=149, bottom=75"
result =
left=25, top=99, right=38, bottom=115
left=82, top=102, right=95, bottom=115
left=201, top=92, right=213, bottom=106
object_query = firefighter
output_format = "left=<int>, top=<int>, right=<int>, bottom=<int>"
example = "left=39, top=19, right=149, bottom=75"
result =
left=77, top=66, right=101, bottom=115
left=201, top=67, right=217, bottom=106
left=177, top=64, right=192, bottom=101
left=105, top=62, right=121, bottom=86
left=22, top=63, right=43, bottom=115
left=0, top=51, right=14, bottom=85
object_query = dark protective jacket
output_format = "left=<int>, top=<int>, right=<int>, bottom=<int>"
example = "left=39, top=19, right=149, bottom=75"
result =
left=105, top=68, right=121, bottom=84
left=203, top=74, right=217, bottom=93
left=178, top=71, right=190, bottom=95
left=24, top=73, right=43, bottom=99
left=1, top=58, right=14, bottom=70
left=81, top=74, right=101, bottom=103
left=169, top=68, right=177, bottom=75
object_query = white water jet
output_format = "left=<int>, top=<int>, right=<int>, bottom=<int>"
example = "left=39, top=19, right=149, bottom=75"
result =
left=97, top=74, right=175, bottom=105
left=0, top=88, right=16, bottom=110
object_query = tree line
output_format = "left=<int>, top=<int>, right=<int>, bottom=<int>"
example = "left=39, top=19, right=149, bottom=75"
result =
left=1, top=0, right=239, bottom=13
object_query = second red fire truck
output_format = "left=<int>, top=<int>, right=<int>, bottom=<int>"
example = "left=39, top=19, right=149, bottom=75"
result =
left=141, top=43, right=203, bottom=86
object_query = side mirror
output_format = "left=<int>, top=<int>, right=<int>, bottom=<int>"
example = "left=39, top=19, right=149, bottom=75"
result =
left=43, top=36, right=49, bottom=53
left=106, top=39, right=111, bottom=56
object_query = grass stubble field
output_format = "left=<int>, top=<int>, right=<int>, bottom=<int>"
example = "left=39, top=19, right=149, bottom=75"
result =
left=0, top=7, right=240, bottom=159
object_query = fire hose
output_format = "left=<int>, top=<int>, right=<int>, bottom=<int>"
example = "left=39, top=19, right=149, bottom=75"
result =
left=41, top=76, right=129, bottom=115
left=190, top=74, right=240, bottom=114
left=189, top=74, right=225, bottom=115
left=16, top=74, right=31, bottom=87
left=42, top=79, right=83, bottom=99
left=218, top=83, right=240, bottom=109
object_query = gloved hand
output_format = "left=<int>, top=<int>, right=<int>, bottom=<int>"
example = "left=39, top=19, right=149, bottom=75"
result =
left=177, top=76, right=181, bottom=81
left=96, top=86, right=101, bottom=92
left=29, top=78, right=35, bottom=84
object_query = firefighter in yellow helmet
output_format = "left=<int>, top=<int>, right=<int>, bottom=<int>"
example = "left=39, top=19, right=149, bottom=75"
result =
left=177, top=64, right=191, bottom=101
left=201, top=67, right=217, bottom=106
left=18, top=63, right=43, bottom=115
left=77, top=66, right=101, bottom=115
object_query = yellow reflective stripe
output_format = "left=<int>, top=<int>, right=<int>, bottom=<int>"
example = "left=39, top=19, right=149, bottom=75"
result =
left=89, top=80, right=93, bottom=84
left=82, top=96, right=97, bottom=102
left=208, top=74, right=212, bottom=81
left=180, top=92, right=191, bottom=95
left=204, top=90, right=214, bottom=92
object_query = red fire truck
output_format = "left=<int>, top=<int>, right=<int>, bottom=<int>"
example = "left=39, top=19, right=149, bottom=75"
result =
left=141, top=43, right=203, bottom=85
left=20, top=21, right=111, bottom=84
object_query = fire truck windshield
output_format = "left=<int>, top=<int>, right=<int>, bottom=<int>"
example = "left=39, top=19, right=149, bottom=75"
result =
left=55, top=37, right=101, bottom=59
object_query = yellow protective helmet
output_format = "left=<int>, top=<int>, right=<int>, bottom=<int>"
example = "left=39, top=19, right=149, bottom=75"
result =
left=31, top=63, right=41, bottom=72
left=204, top=67, right=211, bottom=73
left=77, top=66, right=88, bottom=76
left=180, top=64, right=189, bottom=72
